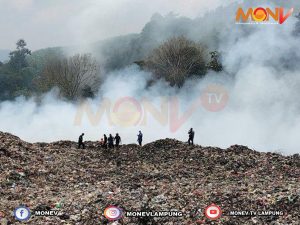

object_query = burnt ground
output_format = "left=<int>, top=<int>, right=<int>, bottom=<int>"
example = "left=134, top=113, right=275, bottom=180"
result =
left=0, top=131, right=299, bottom=225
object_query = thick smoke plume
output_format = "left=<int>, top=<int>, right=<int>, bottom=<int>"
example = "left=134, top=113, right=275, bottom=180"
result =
left=0, top=1, right=300, bottom=154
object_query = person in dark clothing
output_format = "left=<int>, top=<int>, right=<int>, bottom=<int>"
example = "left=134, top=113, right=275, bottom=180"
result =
left=137, top=131, right=143, bottom=146
left=108, top=134, right=114, bottom=148
left=103, top=134, right=108, bottom=148
left=78, top=133, right=85, bottom=149
left=188, top=128, right=195, bottom=145
left=115, top=133, right=121, bottom=147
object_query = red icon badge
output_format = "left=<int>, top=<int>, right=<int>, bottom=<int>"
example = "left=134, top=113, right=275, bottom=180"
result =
left=205, top=204, right=222, bottom=220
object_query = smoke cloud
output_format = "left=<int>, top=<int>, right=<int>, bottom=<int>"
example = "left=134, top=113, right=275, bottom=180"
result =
left=0, top=1, right=300, bottom=155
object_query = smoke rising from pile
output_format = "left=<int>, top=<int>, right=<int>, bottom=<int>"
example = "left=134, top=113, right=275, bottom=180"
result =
left=0, top=1, right=300, bottom=154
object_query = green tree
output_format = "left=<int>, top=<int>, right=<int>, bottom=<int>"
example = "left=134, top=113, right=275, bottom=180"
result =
left=0, top=66, right=25, bottom=100
left=0, top=40, right=35, bottom=100
left=9, top=39, right=31, bottom=71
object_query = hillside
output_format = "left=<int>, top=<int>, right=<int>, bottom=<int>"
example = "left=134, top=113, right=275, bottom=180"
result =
left=0, top=132, right=299, bottom=225
left=27, top=11, right=231, bottom=73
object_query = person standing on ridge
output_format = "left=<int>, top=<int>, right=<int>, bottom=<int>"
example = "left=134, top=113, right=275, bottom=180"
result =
left=115, top=133, right=121, bottom=148
left=78, top=133, right=85, bottom=149
left=108, top=134, right=114, bottom=148
left=188, top=128, right=195, bottom=145
left=103, top=134, right=108, bottom=149
left=137, top=131, right=143, bottom=146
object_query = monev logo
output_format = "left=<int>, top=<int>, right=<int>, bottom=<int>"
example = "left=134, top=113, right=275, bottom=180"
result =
left=236, top=7, right=294, bottom=24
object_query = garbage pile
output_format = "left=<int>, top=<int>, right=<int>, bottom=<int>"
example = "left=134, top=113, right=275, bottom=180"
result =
left=0, top=132, right=299, bottom=225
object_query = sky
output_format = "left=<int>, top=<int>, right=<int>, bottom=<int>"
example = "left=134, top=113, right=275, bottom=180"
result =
left=0, top=0, right=237, bottom=50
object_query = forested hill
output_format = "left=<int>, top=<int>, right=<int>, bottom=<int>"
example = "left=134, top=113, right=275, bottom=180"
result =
left=0, top=12, right=228, bottom=101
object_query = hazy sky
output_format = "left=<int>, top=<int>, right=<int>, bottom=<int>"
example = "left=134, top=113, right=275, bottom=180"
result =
left=1, top=0, right=300, bottom=154
left=0, top=0, right=236, bottom=50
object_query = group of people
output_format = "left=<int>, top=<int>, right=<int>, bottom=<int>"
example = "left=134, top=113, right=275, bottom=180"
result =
left=77, top=130, right=144, bottom=149
left=77, top=128, right=195, bottom=149
left=99, top=133, right=122, bottom=149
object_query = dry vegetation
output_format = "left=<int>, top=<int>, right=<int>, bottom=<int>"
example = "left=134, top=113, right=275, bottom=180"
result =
left=36, top=54, right=100, bottom=100
left=145, top=36, right=208, bottom=87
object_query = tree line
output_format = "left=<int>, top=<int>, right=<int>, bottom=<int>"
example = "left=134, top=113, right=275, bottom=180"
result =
left=0, top=37, right=222, bottom=101
left=0, top=40, right=100, bottom=101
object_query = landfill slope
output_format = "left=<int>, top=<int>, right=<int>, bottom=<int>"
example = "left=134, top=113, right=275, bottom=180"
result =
left=0, top=131, right=299, bottom=225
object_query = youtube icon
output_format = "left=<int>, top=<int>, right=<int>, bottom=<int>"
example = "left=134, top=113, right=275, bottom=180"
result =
left=205, top=204, right=222, bottom=220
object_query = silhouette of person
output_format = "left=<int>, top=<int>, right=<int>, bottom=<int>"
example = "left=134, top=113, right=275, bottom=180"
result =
left=78, top=133, right=85, bottom=149
left=115, top=133, right=121, bottom=147
left=103, top=134, right=108, bottom=148
left=188, top=128, right=195, bottom=145
left=137, top=131, right=143, bottom=146
left=108, top=134, right=114, bottom=148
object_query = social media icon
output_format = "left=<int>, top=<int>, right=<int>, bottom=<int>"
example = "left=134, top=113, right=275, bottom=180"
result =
left=14, top=206, right=31, bottom=221
left=205, top=204, right=222, bottom=220
left=104, top=206, right=122, bottom=221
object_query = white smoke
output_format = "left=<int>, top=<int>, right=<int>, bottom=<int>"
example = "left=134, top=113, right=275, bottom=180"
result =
left=0, top=1, right=300, bottom=155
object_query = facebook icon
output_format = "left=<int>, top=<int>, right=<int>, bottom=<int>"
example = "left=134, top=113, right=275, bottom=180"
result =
left=14, top=206, right=31, bottom=221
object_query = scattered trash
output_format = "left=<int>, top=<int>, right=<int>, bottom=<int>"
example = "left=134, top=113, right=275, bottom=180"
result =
left=0, top=132, right=299, bottom=224
left=55, top=199, right=64, bottom=209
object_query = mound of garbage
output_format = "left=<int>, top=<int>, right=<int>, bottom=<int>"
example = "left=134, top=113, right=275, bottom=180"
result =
left=0, top=132, right=299, bottom=225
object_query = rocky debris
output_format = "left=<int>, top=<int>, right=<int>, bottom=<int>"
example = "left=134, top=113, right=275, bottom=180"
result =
left=0, top=132, right=299, bottom=224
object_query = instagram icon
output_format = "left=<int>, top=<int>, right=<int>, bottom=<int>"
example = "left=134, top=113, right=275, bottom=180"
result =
left=104, top=206, right=123, bottom=221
